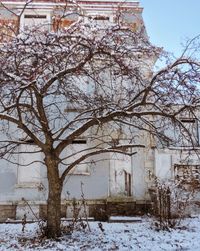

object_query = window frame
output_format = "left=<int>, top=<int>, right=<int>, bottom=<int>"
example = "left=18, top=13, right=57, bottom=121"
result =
left=21, top=10, right=51, bottom=31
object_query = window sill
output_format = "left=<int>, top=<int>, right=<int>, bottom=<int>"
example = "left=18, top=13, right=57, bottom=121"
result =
left=168, top=146, right=200, bottom=150
left=15, top=182, right=42, bottom=189
left=69, top=172, right=90, bottom=176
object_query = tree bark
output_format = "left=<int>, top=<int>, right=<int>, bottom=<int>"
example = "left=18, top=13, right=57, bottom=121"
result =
left=45, top=154, right=62, bottom=239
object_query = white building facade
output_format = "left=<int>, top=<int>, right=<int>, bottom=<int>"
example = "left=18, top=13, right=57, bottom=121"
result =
left=0, top=0, right=199, bottom=220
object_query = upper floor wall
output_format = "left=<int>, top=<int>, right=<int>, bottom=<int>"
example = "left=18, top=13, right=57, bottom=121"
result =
left=0, top=0, right=146, bottom=38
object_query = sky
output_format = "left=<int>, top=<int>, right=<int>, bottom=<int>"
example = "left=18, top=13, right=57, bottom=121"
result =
left=140, top=0, right=200, bottom=57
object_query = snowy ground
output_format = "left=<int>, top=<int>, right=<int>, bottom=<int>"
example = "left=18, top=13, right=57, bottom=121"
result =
left=0, top=217, right=200, bottom=250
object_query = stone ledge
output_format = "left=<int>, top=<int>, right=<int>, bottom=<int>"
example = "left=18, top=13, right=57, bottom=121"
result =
left=109, top=216, right=142, bottom=223
left=15, top=182, right=42, bottom=189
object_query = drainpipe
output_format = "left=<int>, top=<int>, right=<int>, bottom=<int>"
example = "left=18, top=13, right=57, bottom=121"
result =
left=108, top=155, right=111, bottom=197
left=131, top=148, right=134, bottom=197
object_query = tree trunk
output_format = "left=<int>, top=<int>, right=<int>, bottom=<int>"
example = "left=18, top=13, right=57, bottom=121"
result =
left=45, top=154, right=62, bottom=239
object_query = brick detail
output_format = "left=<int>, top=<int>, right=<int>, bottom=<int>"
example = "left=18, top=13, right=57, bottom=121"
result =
left=89, top=200, right=152, bottom=220
left=39, top=204, right=67, bottom=219
left=0, top=205, right=16, bottom=221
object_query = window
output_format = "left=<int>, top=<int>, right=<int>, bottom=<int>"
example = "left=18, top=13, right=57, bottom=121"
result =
left=68, top=139, right=90, bottom=175
left=124, top=170, right=131, bottom=196
left=16, top=144, right=41, bottom=187
left=174, top=164, right=200, bottom=189
left=93, top=16, right=109, bottom=21
left=171, top=117, right=199, bottom=147
left=25, top=14, right=47, bottom=19
left=21, top=12, right=50, bottom=31
left=180, top=118, right=199, bottom=147
left=91, top=15, right=110, bottom=26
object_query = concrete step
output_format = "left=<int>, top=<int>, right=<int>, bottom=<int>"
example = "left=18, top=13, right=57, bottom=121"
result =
left=108, top=216, right=142, bottom=223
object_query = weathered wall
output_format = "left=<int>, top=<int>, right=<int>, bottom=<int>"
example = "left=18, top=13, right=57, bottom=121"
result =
left=155, top=148, right=200, bottom=181
left=109, top=153, right=132, bottom=196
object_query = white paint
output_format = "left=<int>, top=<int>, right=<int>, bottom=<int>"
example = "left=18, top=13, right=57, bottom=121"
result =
left=132, top=148, right=148, bottom=200
left=17, top=145, right=41, bottom=185
left=155, top=150, right=172, bottom=180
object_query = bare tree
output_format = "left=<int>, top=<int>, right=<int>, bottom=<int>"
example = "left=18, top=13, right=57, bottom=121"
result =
left=0, top=5, right=199, bottom=238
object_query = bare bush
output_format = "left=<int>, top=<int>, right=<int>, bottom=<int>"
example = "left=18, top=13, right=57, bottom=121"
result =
left=152, top=178, right=195, bottom=231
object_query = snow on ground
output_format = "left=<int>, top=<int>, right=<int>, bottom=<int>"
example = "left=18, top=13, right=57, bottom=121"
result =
left=0, top=217, right=200, bottom=250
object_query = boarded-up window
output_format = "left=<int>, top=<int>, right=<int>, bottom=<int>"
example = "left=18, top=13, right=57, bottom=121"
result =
left=174, top=164, right=200, bottom=189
